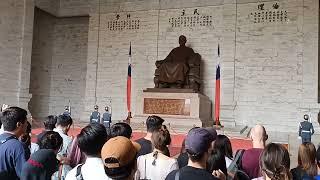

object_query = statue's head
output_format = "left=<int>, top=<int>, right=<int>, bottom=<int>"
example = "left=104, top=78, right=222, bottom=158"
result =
left=179, top=35, right=187, bottom=46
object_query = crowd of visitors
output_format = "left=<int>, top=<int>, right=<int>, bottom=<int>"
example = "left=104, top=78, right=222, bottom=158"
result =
left=0, top=106, right=319, bottom=180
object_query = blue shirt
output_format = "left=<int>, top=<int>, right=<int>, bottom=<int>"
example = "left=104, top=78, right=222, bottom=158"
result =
left=102, top=112, right=111, bottom=122
left=90, top=111, right=100, bottom=123
left=0, top=133, right=27, bottom=178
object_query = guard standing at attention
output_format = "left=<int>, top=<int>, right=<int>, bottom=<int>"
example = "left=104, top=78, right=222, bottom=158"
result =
left=299, top=114, right=315, bottom=143
left=90, top=105, right=100, bottom=123
left=102, top=106, right=112, bottom=128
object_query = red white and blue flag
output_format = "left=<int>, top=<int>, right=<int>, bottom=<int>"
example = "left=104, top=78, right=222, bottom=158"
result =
left=127, top=43, right=132, bottom=113
left=215, top=44, right=221, bottom=125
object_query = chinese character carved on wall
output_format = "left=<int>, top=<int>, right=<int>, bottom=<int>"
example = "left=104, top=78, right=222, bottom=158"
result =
left=107, top=13, right=140, bottom=31
left=169, top=9, right=213, bottom=28
left=249, top=3, right=288, bottom=24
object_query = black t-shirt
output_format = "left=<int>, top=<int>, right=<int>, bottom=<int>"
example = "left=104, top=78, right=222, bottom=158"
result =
left=165, top=166, right=219, bottom=180
left=136, top=138, right=152, bottom=157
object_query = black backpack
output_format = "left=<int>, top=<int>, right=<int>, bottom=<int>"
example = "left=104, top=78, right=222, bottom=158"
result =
left=233, top=149, right=245, bottom=170
left=227, top=149, right=248, bottom=180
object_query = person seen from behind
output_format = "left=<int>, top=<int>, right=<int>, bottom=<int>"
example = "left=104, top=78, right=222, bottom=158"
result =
left=110, top=122, right=132, bottom=139
left=213, top=135, right=233, bottom=168
left=298, top=114, right=314, bottom=144
left=290, top=142, right=317, bottom=180
left=176, top=127, right=201, bottom=168
left=206, top=149, right=227, bottom=177
left=102, top=136, right=141, bottom=180
left=242, top=125, right=268, bottom=179
left=136, top=129, right=178, bottom=180
left=38, top=130, right=63, bottom=153
left=37, top=115, right=57, bottom=144
left=259, top=143, right=291, bottom=180
left=136, top=115, right=164, bottom=157
left=53, top=115, right=73, bottom=180
left=66, top=123, right=110, bottom=180
left=165, top=128, right=223, bottom=180
left=21, top=149, right=59, bottom=180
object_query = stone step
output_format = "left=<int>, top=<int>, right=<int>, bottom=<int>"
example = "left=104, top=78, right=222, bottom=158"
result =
left=216, top=125, right=249, bottom=138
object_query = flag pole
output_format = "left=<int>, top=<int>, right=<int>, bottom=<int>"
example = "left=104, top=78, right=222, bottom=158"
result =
left=126, top=42, right=132, bottom=123
left=215, top=43, right=222, bottom=128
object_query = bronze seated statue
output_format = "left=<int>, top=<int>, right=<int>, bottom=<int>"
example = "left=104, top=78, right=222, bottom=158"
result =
left=154, top=35, right=201, bottom=92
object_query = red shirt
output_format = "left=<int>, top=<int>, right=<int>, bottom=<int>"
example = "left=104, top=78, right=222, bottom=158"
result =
left=242, top=148, right=263, bottom=179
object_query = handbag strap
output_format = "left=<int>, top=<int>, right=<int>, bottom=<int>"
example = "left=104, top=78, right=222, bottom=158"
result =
left=0, top=135, right=17, bottom=144
left=58, top=164, right=63, bottom=180
left=75, top=164, right=84, bottom=180
left=174, top=170, right=180, bottom=180
left=144, top=157, right=147, bottom=179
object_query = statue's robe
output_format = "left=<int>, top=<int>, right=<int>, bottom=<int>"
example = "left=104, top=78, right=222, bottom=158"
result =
left=158, top=46, right=194, bottom=83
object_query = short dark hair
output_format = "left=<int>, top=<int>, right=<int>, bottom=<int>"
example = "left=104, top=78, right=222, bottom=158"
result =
left=146, top=115, right=164, bottom=132
left=56, top=115, right=73, bottom=127
left=0, top=107, right=27, bottom=131
left=214, top=135, right=233, bottom=159
left=77, top=123, right=108, bottom=156
left=104, top=159, right=136, bottom=180
left=44, top=115, right=57, bottom=130
left=39, top=131, right=63, bottom=151
left=187, top=149, right=205, bottom=162
left=110, top=123, right=132, bottom=138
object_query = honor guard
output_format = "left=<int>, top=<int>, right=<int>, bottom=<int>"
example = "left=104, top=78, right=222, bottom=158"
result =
left=102, top=106, right=112, bottom=128
left=299, top=114, right=315, bottom=143
left=62, top=106, right=71, bottom=117
left=90, top=105, right=100, bottom=123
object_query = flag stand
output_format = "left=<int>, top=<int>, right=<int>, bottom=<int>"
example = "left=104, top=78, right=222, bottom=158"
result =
left=125, top=112, right=132, bottom=124
left=214, top=119, right=223, bottom=129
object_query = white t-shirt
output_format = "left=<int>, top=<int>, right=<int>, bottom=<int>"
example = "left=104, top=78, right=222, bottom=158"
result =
left=66, top=157, right=112, bottom=180
left=225, top=156, right=232, bottom=168
left=53, top=128, right=72, bottom=156
left=30, top=142, right=39, bottom=154
left=136, top=152, right=178, bottom=180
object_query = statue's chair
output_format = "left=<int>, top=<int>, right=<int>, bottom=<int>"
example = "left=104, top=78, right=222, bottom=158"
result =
left=154, top=53, right=201, bottom=92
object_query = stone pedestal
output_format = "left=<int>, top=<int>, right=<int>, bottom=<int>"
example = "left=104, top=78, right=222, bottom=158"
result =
left=132, top=90, right=213, bottom=130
